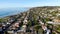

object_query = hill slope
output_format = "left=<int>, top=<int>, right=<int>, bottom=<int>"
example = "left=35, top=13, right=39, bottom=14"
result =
left=0, top=6, right=60, bottom=34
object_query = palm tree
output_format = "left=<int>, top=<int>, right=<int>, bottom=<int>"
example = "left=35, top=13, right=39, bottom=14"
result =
left=34, top=25, right=41, bottom=34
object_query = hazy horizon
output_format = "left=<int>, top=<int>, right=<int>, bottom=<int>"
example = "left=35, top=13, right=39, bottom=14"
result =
left=0, top=0, right=59, bottom=17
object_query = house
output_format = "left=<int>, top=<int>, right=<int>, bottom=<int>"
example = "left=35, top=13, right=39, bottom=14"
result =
left=53, top=19, right=60, bottom=23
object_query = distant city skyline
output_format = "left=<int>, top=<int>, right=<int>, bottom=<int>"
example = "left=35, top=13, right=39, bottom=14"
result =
left=0, top=0, right=59, bottom=8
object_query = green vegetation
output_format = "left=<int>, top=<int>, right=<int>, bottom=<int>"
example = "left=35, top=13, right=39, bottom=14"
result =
left=0, top=6, right=60, bottom=34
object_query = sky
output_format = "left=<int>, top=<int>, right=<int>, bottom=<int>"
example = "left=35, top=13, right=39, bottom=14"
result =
left=0, top=0, right=59, bottom=8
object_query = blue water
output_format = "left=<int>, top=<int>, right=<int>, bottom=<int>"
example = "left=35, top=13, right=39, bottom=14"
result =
left=0, top=7, right=29, bottom=18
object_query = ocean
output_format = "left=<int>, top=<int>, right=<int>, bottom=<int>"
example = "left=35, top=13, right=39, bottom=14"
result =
left=0, top=7, right=29, bottom=18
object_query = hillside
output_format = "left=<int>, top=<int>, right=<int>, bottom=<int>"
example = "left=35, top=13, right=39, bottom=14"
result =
left=0, top=6, right=60, bottom=34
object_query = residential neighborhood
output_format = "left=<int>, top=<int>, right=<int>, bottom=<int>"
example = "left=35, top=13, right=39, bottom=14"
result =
left=0, top=6, right=60, bottom=34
